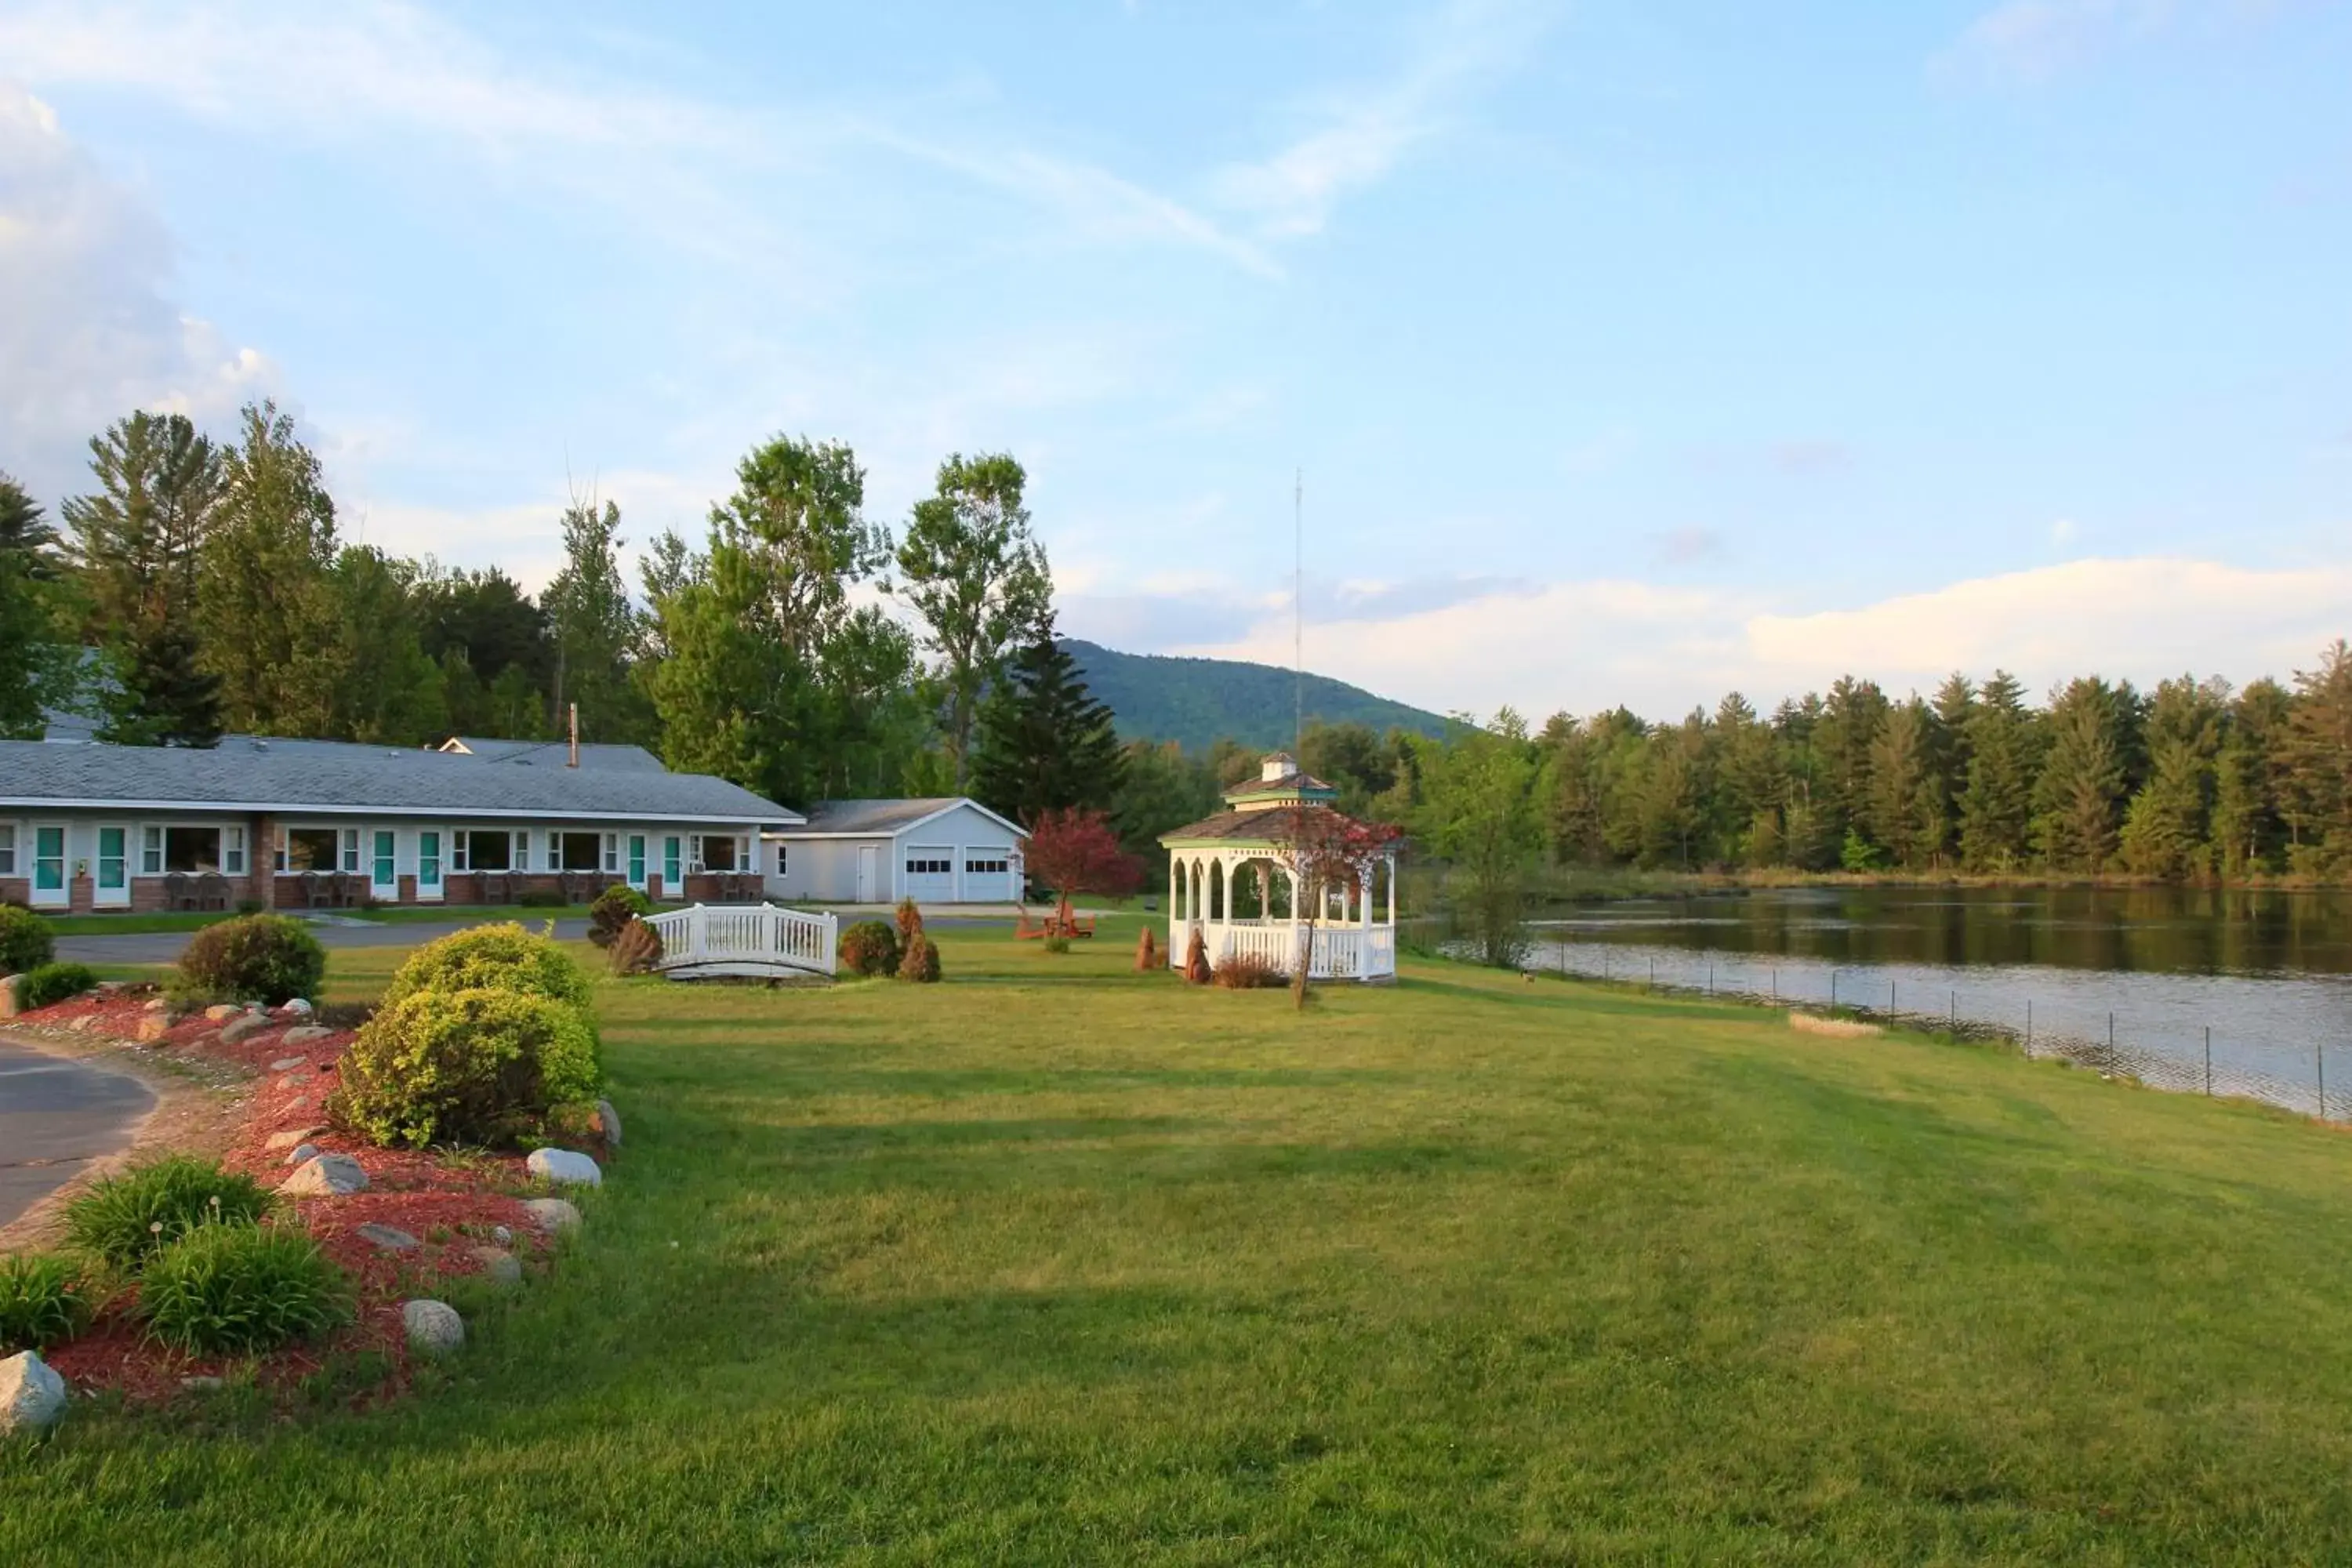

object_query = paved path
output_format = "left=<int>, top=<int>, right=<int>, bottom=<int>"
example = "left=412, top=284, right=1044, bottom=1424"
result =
left=0, top=1039, right=155, bottom=1229
left=58, top=917, right=592, bottom=967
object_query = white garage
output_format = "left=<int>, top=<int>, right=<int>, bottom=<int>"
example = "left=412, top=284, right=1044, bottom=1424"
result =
left=762, top=798, right=1028, bottom=906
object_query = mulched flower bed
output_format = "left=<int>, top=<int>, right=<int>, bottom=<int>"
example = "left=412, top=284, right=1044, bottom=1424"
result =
left=12, top=986, right=590, bottom=1408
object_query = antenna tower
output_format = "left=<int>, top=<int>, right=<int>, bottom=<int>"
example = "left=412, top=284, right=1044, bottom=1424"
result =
left=1293, top=468, right=1304, bottom=760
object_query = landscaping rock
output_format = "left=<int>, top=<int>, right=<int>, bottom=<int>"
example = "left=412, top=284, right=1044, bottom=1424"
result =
left=521, top=1197, right=582, bottom=1232
left=356, top=1222, right=419, bottom=1251
left=401, top=1300, right=465, bottom=1358
left=0, top=1351, right=67, bottom=1436
left=264, top=1126, right=328, bottom=1152
left=279, top=1152, right=368, bottom=1196
left=595, top=1098, right=622, bottom=1148
left=143, top=996, right=171, bottom=1013
left=526, top=1148, right=602, bottom=1187
left=470, top=1247, right=523, bottom=1287
left=220, top=1013, right=270, bottom=1045
left=279, top=998, right=314, bottom=1017
left=203, top=1004, right=241, bottom=1022
left=269, top=1055, right=307, bottom=1072
left=180, top=1375, right=223, bottom=1392
left=133, top=1016, right=171, bottom=1043
left=491, top=1225, right=514, bottom=1247
left=0, top=975, right=23, bottom=1019
left=282, top=1025, right=332, bottom=1045
left=283, top=1142, right=319, bottom=1167
left=68, top=1014, right=98, bottom=1033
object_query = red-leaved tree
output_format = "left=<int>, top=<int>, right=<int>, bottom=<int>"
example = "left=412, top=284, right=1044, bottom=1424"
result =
left=1269, top=811, right=1403, bottom=1006
left=1024, top=808, right=1144, bottom=929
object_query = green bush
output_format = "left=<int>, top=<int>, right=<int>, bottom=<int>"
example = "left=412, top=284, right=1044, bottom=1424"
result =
left=64, top=1155, right=274, bottom=1268
left=1042, top=935, right=1072, bottom=956
left=379, top=923, right=592, bottom=1012
left=515, top=887, right=568, bottom=909
left=138, top=1221, right=350, bottom=1356
left=18, top=961, right=98, bottom=1011
left=176, top=914, right=325, bottom=1005
left=0, top=904, right=56, bottom=974
left=336, top=985, right=603, bottom=1149
left=589, top=884, right=652, bottom=948
left=897, top=929, right=942, bottom=983
left=839, top=920, right=898, bottom=978
left=0, top=1254, right=95, bottom=1353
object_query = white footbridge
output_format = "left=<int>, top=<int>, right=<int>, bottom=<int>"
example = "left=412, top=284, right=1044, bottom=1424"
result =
left=641, top=902, right=839, bottom=981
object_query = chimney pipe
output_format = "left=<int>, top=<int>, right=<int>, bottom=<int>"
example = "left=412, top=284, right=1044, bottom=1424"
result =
left=568, top=703, right=579, bottom=768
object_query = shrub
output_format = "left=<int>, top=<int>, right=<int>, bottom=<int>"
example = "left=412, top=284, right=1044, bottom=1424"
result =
left=1041, top=935, right=1071, bottom=956
left=1182, top=927, right=1211, bottom=985
left=1213, top=952, right=1284, bottom=989
left=336, top=985, right=603, bottom=1149
left=898, top=930, right=941, bottom=983
left=516, top=887, right=568, bottom=909
left=0, top=904, right=56, bottom=974
left=589, top=884, right=652, bottom=948
left=64, top=1156, right=274, bottom=1268
left=138, top=1221, right=351, bottom=1356
left=609, top=917, right=662, bottom=976
left=19, top=961, right=99, bottom=1011
left=163, top=977, right=232, bottom=1015
left=0, top=1254, right=95, bottom=1353
left=177, top=914, right=326, bottom=1006
left=839, top=920, right=898, bottom=978
left=379, top=923, right=593, bottom=1012
left=894, top=896, right=924, bottom=950
left=1134, top=927, right=1160, bottom=971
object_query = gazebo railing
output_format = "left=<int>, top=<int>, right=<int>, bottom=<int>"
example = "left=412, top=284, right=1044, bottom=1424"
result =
left=1205, top=921, right=1396, bottom=982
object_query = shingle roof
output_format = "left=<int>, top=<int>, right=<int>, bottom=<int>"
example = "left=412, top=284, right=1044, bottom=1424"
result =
left=442, top=736, right=668, bottom=772
left=0, top=739, right=800, bottom=826
left=783, top=798, right=1026, bottom=838
left=1160, top=806, right=1332, bottom=845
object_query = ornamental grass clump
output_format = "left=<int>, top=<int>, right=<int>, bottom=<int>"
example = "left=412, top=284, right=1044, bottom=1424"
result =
left=176, top=914, right=326, bottom=1005
left=839, top=920, right=898, bottom=978
left=379, top=923, right=593, bottom=1011
left=64, top=1156, right=274, bottom=1268
left=336, top=985, right=603, bottom=1149
left=0, top=1254, right=96, bottom=1353
left=17, top=960, right=98, bottom=1011
left=0, top=904, right=56, bottom=975
left=608, top=917, right=662, bottom=977
left=1212, top=952, right=1284, bottom=990
left=589, top=884, right=653, bottom=949
left=137, top=1221, right=350, bottom=1356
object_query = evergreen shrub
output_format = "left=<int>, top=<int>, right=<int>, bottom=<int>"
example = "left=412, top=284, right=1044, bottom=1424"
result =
left=840, top=921, right=898, bottom=978
left=177, top=914, right=325, bottom=1005
left=589, top=884, right=653, bottom=948
left=19, top=962, right=99, bottom=1011
left=898, top=930, right=942, bottom=982
left=336, top=985, right=603, bottom=1149
left=0, top=904, right=56, bottom=975
left=379, top=923, right=592, bottom=1011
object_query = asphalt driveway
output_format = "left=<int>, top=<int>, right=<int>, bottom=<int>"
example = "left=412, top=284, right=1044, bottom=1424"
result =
left=0, top=1039, right=155, bottom=1230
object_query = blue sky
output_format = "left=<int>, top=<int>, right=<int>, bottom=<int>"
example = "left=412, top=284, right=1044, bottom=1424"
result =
left=2, top=0, right=2347, bottom=721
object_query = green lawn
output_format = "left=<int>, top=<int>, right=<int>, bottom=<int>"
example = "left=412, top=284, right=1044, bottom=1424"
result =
left=10, top=919, right=2352, bottom=1563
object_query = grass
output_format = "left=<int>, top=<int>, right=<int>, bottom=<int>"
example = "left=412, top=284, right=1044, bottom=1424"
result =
left=9, top=920, right=2352, bottom=1562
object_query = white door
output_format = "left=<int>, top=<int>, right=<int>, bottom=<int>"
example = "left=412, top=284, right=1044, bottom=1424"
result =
left=902, top=844, right=955, bottom=903
left=960, top=846, right=1014, bottom=903
left=94, top=826, right=130, bottom=908
left=855, top=843, right=879, bottom=903
left=28, top=823, right=67, bottom=909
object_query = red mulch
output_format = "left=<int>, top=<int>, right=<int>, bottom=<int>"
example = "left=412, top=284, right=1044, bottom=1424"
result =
left=15, top=987, right=600, bottom=1408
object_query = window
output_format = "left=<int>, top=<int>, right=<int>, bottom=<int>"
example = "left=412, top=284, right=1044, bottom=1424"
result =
left=141, top=825, right=162, bottom=874
left=282, top=826, right=339, bottom=873
left=145, top=826, right=221, bottom=874
left=223, top=826, right=247, bottom=876
left=455, top=830, right=512, bottom=872
left=905, top=852, right=953, bottom=877
left=341, top=829, right=361, bottom=873
left=773, top=844, right=789, bottom=877
left=0, top=825, right=13, bottom=877
left=700, top=835, right=739, bottom=873
left=965, top=855, right=1009, bottom=876
left=557, top=832, right=602, bottom=871
left=602, top=833, right=619, bottom=873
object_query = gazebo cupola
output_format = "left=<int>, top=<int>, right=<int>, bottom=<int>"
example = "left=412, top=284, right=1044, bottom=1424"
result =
left=1157, top=751, right=1399, bottom=984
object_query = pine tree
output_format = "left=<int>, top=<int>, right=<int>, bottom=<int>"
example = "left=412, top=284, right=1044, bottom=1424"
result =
left=199, top=400, right=339, bottom=735
left=2281, top=641, right=2352, bottom=873
left=100, top=615, right=222, bottom=747
left=544, top=499, right=652, bottom=742
left=1865, top=699, right=1931, bottom=866
left=1815, top=676, right=1890, bottom=849
left=2031, top=677, right=2135, bottom=870
left=971, top=620, right=1124, bottom=826
left=2118, top=676, right=2223, bottom=880
left=1958, top=672, right=2036, bottom=871
left=0, top=473, right=73, bottom=738
left=2212, top=679, right=2291, bottom=877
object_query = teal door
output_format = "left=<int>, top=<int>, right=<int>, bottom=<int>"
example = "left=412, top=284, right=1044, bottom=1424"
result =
left=95, top=826, right=128, bottom=906
left=417, top=831, right=443, bottom=899
left=31, top=825, right=66, bottom=908
left=371, top=830, right=399, bottom=899
left=628, top=835, right=647, bottom=891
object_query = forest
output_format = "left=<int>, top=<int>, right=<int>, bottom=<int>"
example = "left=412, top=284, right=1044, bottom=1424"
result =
left=3, top=398, right=2348, bottom=888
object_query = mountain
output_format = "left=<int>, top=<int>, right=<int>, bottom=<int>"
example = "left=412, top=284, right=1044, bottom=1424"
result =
left=1060, top=639, right=1454, bottom=753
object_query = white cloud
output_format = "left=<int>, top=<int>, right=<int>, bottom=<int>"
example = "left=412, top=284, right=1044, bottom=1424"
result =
left=1210, top=0, right=1553, bottom=238
left=1161, top=556, right=2352, bottom=720
left=0, top=82, right=275, bottom=499
left=1938, top=0, right=2278, bottom=82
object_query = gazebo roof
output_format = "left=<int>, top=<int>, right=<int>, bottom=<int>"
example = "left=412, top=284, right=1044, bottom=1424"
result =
left=1159, top=804, right=1333, bottom=848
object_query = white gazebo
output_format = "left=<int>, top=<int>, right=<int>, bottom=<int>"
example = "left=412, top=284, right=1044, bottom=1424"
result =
left=1159, top=753, right=1399, bottom=982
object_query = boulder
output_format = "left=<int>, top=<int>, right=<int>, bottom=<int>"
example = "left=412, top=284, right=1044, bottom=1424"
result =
left=203, top=1004, right=241, bottom=1022
left=0, top=1351, right=67, bottom=1436
left=279, top=1152, right=368, bottom=1196
left=526, top=1148, right=602, bottom=1188
left=401, top=1300, right=465, bottom=1358
left=595, top=1098, right=622, bottom=1149
left=282, top=1025, right=333, bottom=1045
left=264, top=1126, right=327, bottom=1152
left=279, top=998, right=314, bottom=1017
left=490, top=1224, right=514, bottom=1247
left=134, top=1016, right=171, bottom=1043
left=521, top=1197, right=582, bottom=1232
left=282, top=1142, right=320, bottom=1167
left=220, top=1013, right=270, bottom=1045
left=0, top=975, right=23, bottom=1020
left=142, top=996, right=171, bottom=1013
left=356, top=1222, right=419, bottom=1251
left=68, top=1015, right=98, bottom=1033
left=470, top=1247, right=523, bottom=1287
left=269, top=1055, right=307, bottom=1072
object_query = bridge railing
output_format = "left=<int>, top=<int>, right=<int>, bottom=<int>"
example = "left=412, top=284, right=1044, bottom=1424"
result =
left=642, top=902, right=838, bottom=978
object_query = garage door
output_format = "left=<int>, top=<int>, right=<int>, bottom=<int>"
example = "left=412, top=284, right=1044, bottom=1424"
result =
left=960, top=845, right=1014, bottom=903
left=902, top=844, right=956, bottom=902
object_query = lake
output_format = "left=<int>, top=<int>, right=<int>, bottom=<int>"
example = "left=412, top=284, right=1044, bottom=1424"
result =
left=1528, top=886, right=2352, bottom=1119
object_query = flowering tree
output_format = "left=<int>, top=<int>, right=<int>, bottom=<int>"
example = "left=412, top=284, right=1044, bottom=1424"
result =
left=1269, top=810, right=1402, bottom=1006
left=1023, top=807, right=1144, bottom=931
